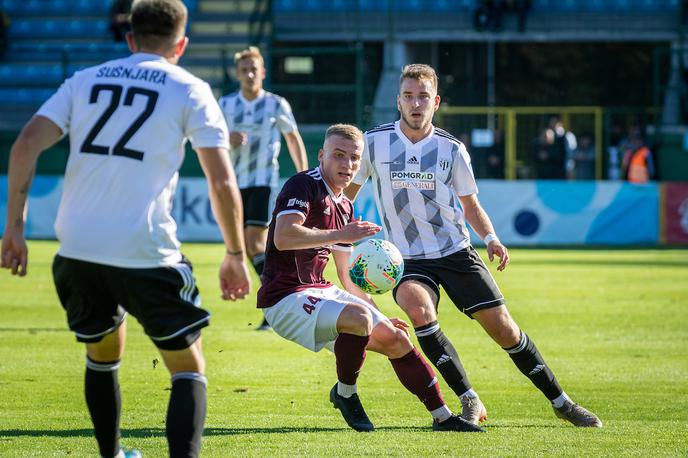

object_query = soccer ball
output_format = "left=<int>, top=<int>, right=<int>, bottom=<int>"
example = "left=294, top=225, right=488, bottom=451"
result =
left=348, top=239, right=404, bottom=295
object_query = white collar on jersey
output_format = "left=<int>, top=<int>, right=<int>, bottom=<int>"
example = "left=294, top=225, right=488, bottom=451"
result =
left=394, top=120, right=436, bottom=149
left=238, top=89, right=266, bottom=105
left=129, top=52, right=168, bottom=63
left=317, top=166, right=345, bottom=204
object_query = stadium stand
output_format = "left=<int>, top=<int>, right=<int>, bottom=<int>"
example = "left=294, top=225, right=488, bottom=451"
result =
left=0, top=0, right=264, bottom=130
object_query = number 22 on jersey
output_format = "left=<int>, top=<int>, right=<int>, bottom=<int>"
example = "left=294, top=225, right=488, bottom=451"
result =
left=81, top=84, right=159, bottom=161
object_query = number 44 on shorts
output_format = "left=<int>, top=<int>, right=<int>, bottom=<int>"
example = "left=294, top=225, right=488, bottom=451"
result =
left=302, top=296, right=321, bottom=315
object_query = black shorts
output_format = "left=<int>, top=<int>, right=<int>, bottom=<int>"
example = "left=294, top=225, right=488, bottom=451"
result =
left=392, top=246, right=505, bottom=318
left=52, top=254, right=210, bottom=350
left=240, top=186, right=271, bottom=227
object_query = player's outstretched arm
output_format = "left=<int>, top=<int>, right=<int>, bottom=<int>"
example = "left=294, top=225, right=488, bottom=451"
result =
left=332, top=248, right=376, bottom=306
left=283, top=130, right=308, bottom=172
left=458, top=193, right=510, bottom=271
left=2, top=116, right=62, bottom=277
left=196, top=146, right=251, bottom=300
left=274, top=214, right=380, bottom=251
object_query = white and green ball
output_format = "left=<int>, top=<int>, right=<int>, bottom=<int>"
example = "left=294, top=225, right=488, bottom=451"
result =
left=348, top=239, right=404, bottom=295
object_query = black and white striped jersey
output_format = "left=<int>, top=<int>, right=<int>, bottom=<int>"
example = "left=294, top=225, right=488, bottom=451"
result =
left=218, top=89, right=298, bottom=188
left=352, top=120, right=478, bottom=260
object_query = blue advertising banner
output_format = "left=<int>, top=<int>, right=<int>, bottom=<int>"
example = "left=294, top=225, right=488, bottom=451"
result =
left=0, top=176, right=659, bottom=245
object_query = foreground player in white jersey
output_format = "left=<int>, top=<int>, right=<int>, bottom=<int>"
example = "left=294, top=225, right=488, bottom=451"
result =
left=345, top=64, right=601, bottom=428
left=258, top=124, right=483, bottom=433
left=219, top=46, right=308, bottom=330
left=1, top=1, right=251, bottom=456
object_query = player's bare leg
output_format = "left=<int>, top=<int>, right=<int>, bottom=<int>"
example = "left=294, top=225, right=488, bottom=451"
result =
left=394, top=280, right=485, bottom=424
left=367, top=320, right=484, bottom=432
left=84, top=321, right=129, bottom=458
left=473, top=305, right=602, bottom=427
left=158, top=337, right=209, bottom=455
left=330, top=303, right=374, bottom=431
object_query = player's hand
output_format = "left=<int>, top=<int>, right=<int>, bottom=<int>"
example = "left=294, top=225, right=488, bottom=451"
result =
left=229, top=131, right=247, bottom=148
left=338, top=216, right=381, bottom=243
left=487, top=240, right=509, bottom=272
left=219, top=254, right=251, bottom=300
left=1, top=228, right=28, bottom=276
left=389, top=317, right=410, bottom=336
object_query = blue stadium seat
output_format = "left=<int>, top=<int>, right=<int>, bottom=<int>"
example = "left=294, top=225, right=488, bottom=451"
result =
left=9, top=19, right=109, bottom=39
left=532, top=0, right=678, bottom=10
left=271, top=0, right=477, bottom=12
left=2, top=0, right=109, bottom=15
left=0, top=64, right=63, bottom=85
left=1, top=88, right=55, bottom=105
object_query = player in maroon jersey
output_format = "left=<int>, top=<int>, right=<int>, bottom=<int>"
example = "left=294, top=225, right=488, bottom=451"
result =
left=257, top=124, right=483, bottom=433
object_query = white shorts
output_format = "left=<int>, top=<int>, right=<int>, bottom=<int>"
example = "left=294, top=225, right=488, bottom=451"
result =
left=263, top=285, right=387, bottom=352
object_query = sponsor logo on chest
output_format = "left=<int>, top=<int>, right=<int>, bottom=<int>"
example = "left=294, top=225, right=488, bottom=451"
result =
left=390, top=170, right=435, bottom=190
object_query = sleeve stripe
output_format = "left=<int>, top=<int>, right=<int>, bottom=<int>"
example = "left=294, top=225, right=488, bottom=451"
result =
left=276, top=209, right=306, bottom=219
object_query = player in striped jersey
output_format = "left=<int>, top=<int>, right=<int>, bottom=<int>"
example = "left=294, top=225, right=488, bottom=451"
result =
left=219, top=46, right=308, bottom=330
left=1, top=1, right=250, bottom=456
left=345, top=64, right=601, bottom=428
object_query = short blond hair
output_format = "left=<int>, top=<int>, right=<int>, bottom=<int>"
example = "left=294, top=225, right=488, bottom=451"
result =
left=400, top=63, right=438, bottom=92
left=234, top=46, right=264, bottom=66
left=325, top=124, right=363, bottom=143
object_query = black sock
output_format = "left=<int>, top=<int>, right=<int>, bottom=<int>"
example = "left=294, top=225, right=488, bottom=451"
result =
left=505, top=331, right=563, bottom=401
left=415, top=321, right=472, bottom=397
left=166, top=372, right=207, bottom=458
left=85, top=357, right=121, bottom=458
left=252, top=254, right=269, bottom=327
left=251, top=253, right=265, bottom=278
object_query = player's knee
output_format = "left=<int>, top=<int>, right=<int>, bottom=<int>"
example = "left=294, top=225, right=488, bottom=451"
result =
left=395, top=283, right=437, bottom=326
left=494, top=322, right=521, bottom=348
left=386, top=326, right=413, bottom=354
left=338, top=303, right=373, bottom=336
left=158, top=337, right=205, bottom=374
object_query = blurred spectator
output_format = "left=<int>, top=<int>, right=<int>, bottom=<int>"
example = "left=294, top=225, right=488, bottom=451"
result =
left=465, top=129, right=505, bottom=179
left=566, top=133, right=595, bottom=180
left=473, top=0, right=531, bottom=32
left=621, top=127, right=655, bottom=183
left=0, top=9, right=9, bottom=59
left=532, top=116, right=576, bottom=179
left=485, top=128, right=505, bottom=178
left=109, top=0, right=133, bottom=42
left=473, top=1, right=496, bottom=32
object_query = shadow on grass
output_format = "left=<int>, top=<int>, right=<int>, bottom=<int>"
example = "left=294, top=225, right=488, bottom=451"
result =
left=0, top=423, right=558, bottom=438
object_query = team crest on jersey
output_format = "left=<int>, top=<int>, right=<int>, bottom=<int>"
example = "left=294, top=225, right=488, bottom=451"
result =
left=439, top=159, right=450, bottom=171
left=287, top=198, right=309, bottom=208
left=390, top=171, right=435, bottom=190
left=323, top=206, right=331, bottom=215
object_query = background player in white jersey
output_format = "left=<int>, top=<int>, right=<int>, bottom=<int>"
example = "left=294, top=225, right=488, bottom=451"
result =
left=345, top=64, right=602, bottom=428
left=258, top=124, right=483, bottom=433
left=219, top=46, right=308, bottom=330
left=1, top=1, right=250, bottom=456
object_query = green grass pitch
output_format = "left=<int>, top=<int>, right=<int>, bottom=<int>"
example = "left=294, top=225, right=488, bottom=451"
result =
left=1, top=241, right=687, bottom=457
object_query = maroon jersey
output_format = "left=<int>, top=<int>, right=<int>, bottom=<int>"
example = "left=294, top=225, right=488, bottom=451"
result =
left=257, top=167, right=354, bottom=308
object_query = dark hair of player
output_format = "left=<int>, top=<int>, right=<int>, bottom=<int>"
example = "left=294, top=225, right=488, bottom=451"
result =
left=130, top=0, right=187, bottom=50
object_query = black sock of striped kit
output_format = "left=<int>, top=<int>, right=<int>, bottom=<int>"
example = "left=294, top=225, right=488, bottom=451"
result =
left=504, top=330, right=563, bottom=401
